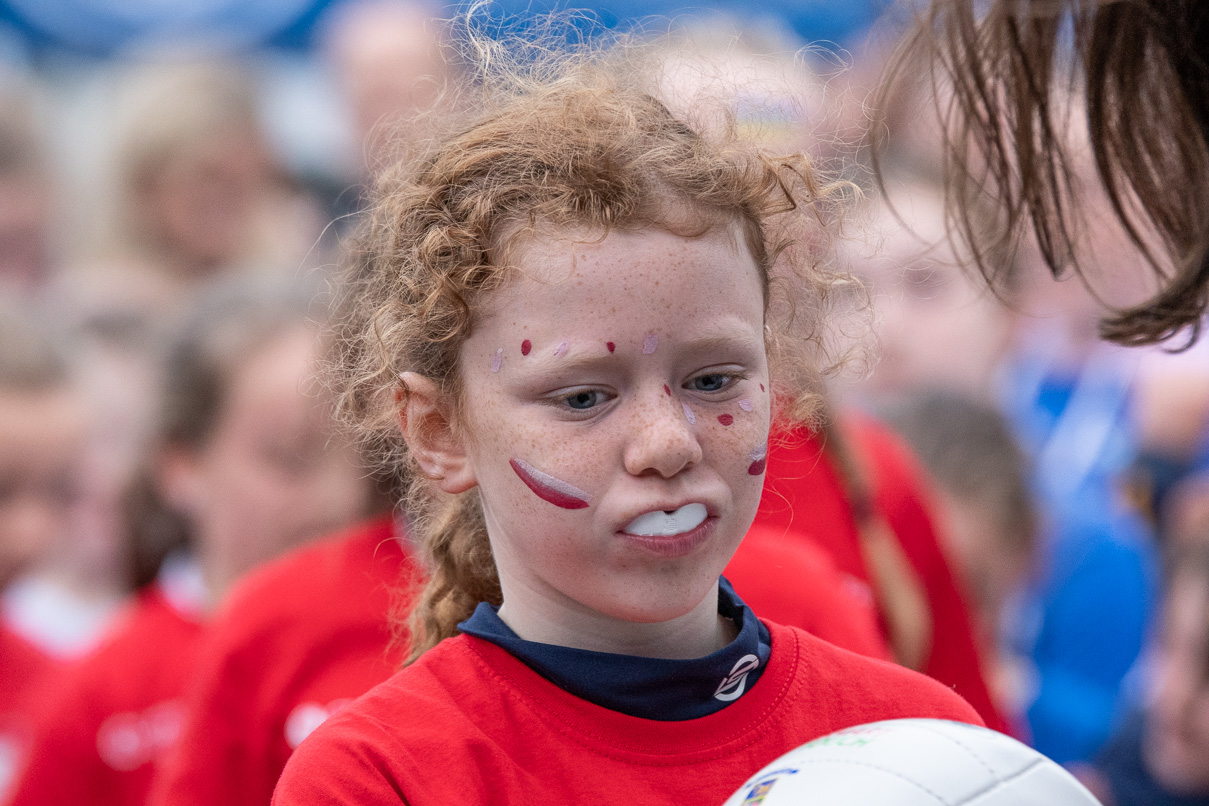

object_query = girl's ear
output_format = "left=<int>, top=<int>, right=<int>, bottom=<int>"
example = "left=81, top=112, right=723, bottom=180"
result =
left=398, top=372, right=477, bottom=495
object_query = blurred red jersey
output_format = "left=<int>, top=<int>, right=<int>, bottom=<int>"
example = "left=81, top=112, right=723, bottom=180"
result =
left=0, top=624, right=63, bottom=802
left=8, top=579, right=205, bottom=806
left=754, top=416, right=1010, bottom=733
left=148, top=516, right=415, bottom=806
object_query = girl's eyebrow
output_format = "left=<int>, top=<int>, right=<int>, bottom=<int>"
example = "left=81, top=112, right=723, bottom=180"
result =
left=525, top=328, right=761, bottom=373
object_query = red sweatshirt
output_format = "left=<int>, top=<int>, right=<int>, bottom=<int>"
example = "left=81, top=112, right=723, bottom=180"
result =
left=272, top=621, right=980, bottom=805
left=8, top=583, right=205, bottom=806
left=151, top=514, right=891, bottom=806
left=754, top=416, right=1009, bottom=732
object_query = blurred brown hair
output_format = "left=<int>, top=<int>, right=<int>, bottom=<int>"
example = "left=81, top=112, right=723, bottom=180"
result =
left=877, top=0, right=1209, bottom=347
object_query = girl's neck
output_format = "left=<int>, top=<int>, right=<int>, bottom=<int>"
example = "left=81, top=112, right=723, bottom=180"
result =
left=496, top=580, right=737, bottom=660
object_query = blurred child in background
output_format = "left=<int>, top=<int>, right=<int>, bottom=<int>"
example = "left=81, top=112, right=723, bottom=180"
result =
left=62, top=62, right=327, bottom=325
left=1079, top=536, right=1209, bottom=806
left=885, top=389, right=1039, bottom=728
left=0, top=80, right=54, bottom=299
left=7, top=277, right=373, bottom=806
left=848, top=168, right=1159, bottom=762
left=0, top=305, right=82, bottom=802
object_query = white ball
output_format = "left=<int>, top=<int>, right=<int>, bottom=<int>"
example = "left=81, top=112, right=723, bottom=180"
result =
left=723, top=719, right=1102, bottom=805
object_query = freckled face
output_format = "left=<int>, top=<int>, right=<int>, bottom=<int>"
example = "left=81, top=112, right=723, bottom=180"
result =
left=456, top=225, right=770, bottom=641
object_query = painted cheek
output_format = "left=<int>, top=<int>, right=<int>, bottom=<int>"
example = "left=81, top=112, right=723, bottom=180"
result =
left=747, top=445, right=767, bottom=476
left=509, top=458, right=591, bottom=510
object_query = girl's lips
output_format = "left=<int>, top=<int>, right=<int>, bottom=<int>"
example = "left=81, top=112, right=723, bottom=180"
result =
left=618, top=516, right=717, bottom=558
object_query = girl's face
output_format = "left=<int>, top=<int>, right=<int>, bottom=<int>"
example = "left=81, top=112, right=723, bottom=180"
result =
left=164, top=326, right=370, bottom=603
left=855, top=189, right=1011, bottom=398
left=1144, top=570, right=1209, bottom=794
left=451, top=225, right=770, bottom=655
left=0, top=387, right=85, bottom=587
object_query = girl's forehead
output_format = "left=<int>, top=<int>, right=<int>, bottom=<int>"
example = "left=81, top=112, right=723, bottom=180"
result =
left=502, top=224, right=752, bottom=282
left=465, top=226, right=766, bottom=354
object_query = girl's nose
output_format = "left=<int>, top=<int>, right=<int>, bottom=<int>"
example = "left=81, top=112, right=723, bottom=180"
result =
left=622, top=391, right=703, bottom=478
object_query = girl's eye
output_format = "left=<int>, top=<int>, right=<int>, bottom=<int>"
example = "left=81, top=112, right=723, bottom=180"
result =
left=564, top=390, right=605, bottom=410
left=690, top=373, right=731, bottom=393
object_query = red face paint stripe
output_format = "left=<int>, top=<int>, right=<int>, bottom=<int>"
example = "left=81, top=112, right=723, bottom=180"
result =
left=521, top=339, right=532, bottom=356
left=510, top=458, right=590, bottom=510
left=664, top=385, right=671, bottom=396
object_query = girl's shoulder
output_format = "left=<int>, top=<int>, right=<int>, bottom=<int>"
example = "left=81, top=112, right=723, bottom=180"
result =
left=271, top=633, right=520, bottom=805
left=767, top=620, right=984, bottom=728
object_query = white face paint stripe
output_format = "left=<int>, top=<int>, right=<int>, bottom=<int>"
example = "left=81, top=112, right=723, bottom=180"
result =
left=749, top=445, right=767, bottom=462
left=682, top=402, right=697, bottom=424
left=642, top=333, right=659, bottom=354
left=554, top=340, right=569, bottom=358
left=490, top=348, right=504, bottom=372
left=738, top=398, right=753, bottom=412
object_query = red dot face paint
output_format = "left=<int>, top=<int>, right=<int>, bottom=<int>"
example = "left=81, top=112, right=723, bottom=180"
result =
left=509, top=458, right=591, bottom=510
left=748, top=445, right=768, bottom=476
left=606, top=341, right=616, bottom=353
left=521, top=339, right=532, bottom=356
left=718, top=414, right=734, bottom=426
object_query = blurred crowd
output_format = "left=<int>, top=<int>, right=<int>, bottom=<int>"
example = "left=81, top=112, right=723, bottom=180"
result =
left=0, top=2, right=1206, bottom=805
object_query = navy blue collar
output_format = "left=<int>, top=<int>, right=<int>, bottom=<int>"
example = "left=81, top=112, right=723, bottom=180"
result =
left=458, top=576, right=772, bottom=721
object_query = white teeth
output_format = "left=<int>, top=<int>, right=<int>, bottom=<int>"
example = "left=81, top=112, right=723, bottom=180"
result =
left=623, top=503, right=708, bottom=536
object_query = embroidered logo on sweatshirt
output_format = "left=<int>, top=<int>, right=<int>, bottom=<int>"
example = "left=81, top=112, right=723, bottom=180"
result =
left=714, top=654, right=760, bottom=702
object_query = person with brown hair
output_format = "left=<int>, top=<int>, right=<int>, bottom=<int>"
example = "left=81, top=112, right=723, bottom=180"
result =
left=272, top=23, right=981, bottom=805
left=880, top=0, right=1209, bottom=347
left=9, top=278, right=373, bottom=806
